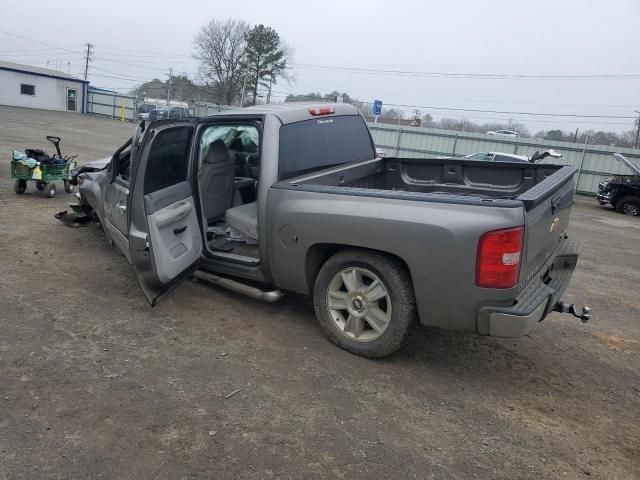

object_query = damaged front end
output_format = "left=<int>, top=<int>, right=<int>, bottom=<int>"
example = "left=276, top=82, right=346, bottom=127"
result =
left=57, top=157, right=111, bottom=228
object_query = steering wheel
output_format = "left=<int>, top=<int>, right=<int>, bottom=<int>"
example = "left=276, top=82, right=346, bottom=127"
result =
left=244, top=153, right=259, bottom=178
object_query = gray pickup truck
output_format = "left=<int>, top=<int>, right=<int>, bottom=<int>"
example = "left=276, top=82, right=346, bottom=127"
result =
left=70, top=103, right=588, bottom=358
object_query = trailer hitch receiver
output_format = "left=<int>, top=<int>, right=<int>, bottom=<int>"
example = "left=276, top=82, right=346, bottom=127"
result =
left=553, top=301, right=591, bottom=323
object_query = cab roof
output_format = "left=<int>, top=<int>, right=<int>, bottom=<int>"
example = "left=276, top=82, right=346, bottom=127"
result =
left=211, top=102, right=361, bottom=125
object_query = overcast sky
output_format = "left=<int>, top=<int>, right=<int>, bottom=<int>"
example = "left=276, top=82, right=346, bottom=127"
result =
left=1, top=0, right=639, bottom=133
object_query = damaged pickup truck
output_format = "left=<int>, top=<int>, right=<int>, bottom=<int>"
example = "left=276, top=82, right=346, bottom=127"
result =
left=68, top=103, right=589, bottom=358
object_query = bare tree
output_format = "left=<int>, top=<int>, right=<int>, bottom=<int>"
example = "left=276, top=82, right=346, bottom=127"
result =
left=193, top=18, right=250, bottom=105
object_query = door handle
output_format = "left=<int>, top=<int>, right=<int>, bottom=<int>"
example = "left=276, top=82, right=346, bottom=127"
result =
left=116, top=203, right=127, bottom=213
left=173, top=226, right=187, bottom=235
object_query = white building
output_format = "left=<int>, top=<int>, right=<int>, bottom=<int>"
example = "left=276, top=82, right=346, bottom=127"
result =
left=0, top=61, right=88, bottom=113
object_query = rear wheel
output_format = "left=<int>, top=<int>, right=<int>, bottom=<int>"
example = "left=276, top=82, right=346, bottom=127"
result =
left=14, top=180, right=27, bottom=194
left=45, top=183, right=56, bottom=198
left=616, top=196, right=640, bottom=216
left=36, top=181, right=46, bottom=191
left=313, top=249, right=416, bottom=358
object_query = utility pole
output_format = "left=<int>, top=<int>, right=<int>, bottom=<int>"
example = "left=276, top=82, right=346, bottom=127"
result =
left=266, top=75, right=273, bottom=104
left=167, top=67, right=173, bottom=105
left=83, top=43, right=93, bottom=81
left=634, top=110, right=640, bottom=149
left=167, top=67, right=173, bottom=104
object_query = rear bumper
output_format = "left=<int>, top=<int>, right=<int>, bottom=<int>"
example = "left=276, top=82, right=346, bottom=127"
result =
left=478, top=238, right=580, bottom=338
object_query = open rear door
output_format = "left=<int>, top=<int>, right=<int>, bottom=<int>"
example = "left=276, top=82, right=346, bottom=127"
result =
left=129, top=123, right=202, bottom=305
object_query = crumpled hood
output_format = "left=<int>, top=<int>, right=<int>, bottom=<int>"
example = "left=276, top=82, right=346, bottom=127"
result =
left=71, top=156, right=110, bottom=176
left=613, top=153, right=640, bottom=176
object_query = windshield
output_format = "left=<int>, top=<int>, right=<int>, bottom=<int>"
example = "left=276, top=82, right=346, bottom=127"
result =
left=200, top=125, right=259, bottom=159
left=278, top=115, right=375, bottom=180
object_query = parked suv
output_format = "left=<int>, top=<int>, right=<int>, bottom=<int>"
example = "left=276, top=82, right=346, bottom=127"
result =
left=596, top=153, right=640, bottom=216
left=148, top=105, right=191, bottom=121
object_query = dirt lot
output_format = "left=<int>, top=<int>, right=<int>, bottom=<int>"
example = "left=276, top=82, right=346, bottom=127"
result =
left=0, top=106, right=639, bottom=480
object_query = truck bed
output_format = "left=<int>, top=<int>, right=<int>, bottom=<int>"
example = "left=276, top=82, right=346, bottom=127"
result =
left=268, top=154, right=578, bottom=335
left=287, top=157, right=575, bottom=211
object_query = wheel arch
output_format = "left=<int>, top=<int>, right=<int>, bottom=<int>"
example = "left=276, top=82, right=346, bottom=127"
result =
left=305, top=243, right=414, bottom=295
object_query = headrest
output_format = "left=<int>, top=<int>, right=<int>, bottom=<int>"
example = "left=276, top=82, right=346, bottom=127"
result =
left=204, top=139, right=230, bottom=164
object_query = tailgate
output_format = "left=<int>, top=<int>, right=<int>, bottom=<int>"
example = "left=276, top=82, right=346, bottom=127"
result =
left=518, top=166, right=577, bottom=285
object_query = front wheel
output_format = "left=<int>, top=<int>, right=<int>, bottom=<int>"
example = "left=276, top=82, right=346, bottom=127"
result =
left=313, top=249, right=416, bottom=358
left=616, top=196, right=640, bottom=216
left=63, top=179, right=73, bottom=193
left=36, top=181, right=46, bottom=191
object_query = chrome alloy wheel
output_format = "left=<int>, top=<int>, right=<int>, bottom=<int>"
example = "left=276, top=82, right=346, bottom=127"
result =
left=326, top=267, right=392, bottom=342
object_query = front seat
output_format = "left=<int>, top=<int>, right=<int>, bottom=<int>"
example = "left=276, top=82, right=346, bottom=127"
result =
left=200, top=140, right=235, bottom=224
left=225, top=202, right=258, bottom=241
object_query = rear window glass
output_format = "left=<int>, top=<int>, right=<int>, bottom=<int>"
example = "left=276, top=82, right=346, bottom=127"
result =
left=144, top=126, right=192, bottom=194
left=278, top=115, right=375, bottom=180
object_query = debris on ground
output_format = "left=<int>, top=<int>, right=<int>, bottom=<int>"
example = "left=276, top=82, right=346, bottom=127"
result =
left=224, top=388, right=242, bottom=399
left=55, top=210, right=96, bottom=228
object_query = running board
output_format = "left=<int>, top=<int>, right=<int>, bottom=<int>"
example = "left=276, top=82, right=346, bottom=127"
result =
left=192, top=270, right=283, bottom=303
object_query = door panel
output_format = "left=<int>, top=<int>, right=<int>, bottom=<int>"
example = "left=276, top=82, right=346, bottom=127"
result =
left=145, top=186, right=201, bottom=283
left=129, top=124, right=200, bottom=305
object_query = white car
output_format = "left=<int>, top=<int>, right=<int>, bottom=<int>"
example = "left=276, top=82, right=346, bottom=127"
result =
left=465, top=152, right=529, bottom=162
left=486, top=129, right=519, bottom=137
left=465, top=149, right=562, bottom=163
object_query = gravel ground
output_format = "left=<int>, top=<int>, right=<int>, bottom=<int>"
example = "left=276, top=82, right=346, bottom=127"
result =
left=0, top=106, right=639, bottom=480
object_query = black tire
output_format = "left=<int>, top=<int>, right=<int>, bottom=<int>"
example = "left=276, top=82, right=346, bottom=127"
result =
left=313, top=249, right=416, bottom=358
left=45, top=183, right=56, bottom=198
left=615, top=196, right=640, bottom=216
left=14, top=180, right=27, bottom=194
left=36, top=181, right=46, bottom=191
left=63, top=179, right=73, bottom=193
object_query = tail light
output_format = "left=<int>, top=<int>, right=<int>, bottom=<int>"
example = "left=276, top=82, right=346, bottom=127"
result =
left=476, top=226, right=524, bottom=289
left=308, top=107, right=335, bottom=116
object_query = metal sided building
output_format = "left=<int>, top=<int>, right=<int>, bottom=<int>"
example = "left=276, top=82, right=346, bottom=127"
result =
left=0, top=61, right=89, bottom=113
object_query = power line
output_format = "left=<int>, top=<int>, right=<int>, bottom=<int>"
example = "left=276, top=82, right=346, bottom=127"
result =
left=0, top=45, right=84, bottom=54
left=271, top=89, right=637, bottom=119
left=382, top=103, right=637, bottom=119
left=90, top=66, right=151, bottom=82
left=88, top=72, right=148, bottom=83
left=0, top=29, right=83, bottom=55
left=92, top=44, right=192, bottom=58
left=3, top=29, right=639, bottom=81
left=293, top=63, right=640, bottom=81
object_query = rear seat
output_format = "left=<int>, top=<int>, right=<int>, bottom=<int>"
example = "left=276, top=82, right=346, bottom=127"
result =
left=224, top=202, right=258, bottom=240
